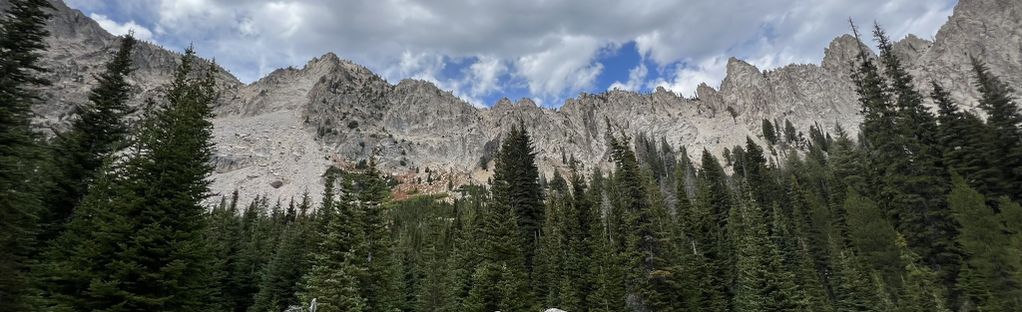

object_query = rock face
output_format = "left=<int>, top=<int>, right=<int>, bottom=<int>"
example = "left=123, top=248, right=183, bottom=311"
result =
left=15, top=0, right=1022, bottom=204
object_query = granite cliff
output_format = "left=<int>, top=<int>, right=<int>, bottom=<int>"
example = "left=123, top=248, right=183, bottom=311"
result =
left=15, top=0, right=1022, bottom=203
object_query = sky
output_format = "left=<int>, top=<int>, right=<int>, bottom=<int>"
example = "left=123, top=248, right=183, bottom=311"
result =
left=70, top=0, right=957, bottom=108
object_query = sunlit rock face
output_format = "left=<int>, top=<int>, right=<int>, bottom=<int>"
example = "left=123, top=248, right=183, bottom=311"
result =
left=18, top=0, right=1022, bottom=204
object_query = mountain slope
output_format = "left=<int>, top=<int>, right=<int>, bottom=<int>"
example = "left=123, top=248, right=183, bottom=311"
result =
left=19, top=0, right=1022, bottom=203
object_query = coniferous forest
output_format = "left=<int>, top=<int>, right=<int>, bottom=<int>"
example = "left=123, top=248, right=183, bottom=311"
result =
left=2, top=1, right=1022, bottom=311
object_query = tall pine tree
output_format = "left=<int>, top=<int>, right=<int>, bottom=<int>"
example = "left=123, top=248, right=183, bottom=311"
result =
left=0, top=0, right=52, bottom=308
left=41, top=34, right=137, bottom=241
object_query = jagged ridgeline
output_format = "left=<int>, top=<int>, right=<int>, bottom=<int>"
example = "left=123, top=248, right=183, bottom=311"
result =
left=10, top=0, right=1022, bottom=205
left=2, top=0, right=1022, bottom=311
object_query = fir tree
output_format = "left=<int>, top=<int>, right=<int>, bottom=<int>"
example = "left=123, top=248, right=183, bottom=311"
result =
left=932, top=81, right=988, bottom=192
left=831, top=248, right=885, bottom=312
left=896, top=234, right=951, bottom=312
left=949, top=175, right=1022, bottom=311
left=0, top=0, right=53, bottom=308
left=970, top=57, right=1022, bottom=201
left=302, top=173, right=368, bottom=312
left=843, top=188, right=903, bottom=296
left=874, top=25, right=962, bottom=287
left=42, top=48, right=221, bottom=311
left=42, top=34, right=137, bottom=241
left=251, top=195, right=313, bottom=312
left=693, top=149, right=733, bottom=311
left=491, top=122, right=544, bottom=276
left=357, top=161, right=403, bottom=311
left=763, top=118, right=778, bottom=146
left=465, top=127, right=537, bottom=311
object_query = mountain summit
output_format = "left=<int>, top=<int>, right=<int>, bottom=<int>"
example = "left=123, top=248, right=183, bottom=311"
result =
left=17, top=0, right=1022, bottom=203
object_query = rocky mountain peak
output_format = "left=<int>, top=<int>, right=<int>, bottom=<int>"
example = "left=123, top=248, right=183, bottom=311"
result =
left=725, top=57, right=761, bottom=78
left=21, top=0, right=1022, bottom=205
left=892, top=34, right=933, bottom=66
left=491, top=97, right=515, bottom=111
left=822, top=34, right=869, bottom=72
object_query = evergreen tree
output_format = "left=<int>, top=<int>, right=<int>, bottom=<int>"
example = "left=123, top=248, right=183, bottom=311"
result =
left=932, top=81, right=988, bottom=192
left=302, top=173, right=368, bottom=312
left=42, top=48, right=221, bottom=311
left=234, top=198, right=286, bottom=311
left=0, top=0, right=52, bottom=308
left=878, top=24, right=961, bottom=280
left=42, top=34, right=137, bottom=241
left=969, top=57, right=1022, bottom=201
left=843, top=188, right=903, bottom=297
left=732, top=190, right=770, bottom=312
left=784, top=119, right=799, bottom=147
left=491, top=123, right=544, bottom=276
left=357, top=161, right=403, bottom=311
left=251, top=195, right=313, bottom=312
left=763, top=118, right=778, bottom=146
left=896, top=234, right=951, bottom=312
left=693, top=149, right=732, bottom=311
left=831, top=248, right=885, bottom=312
left=464, top=127, right=537, bottom=311
left=207, top=190, right=242, bottom=311
left=949, top=175, right=1022, bottom=311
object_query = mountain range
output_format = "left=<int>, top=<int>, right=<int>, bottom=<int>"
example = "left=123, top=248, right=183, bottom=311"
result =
left=15, top=0, right=1022, bottom=203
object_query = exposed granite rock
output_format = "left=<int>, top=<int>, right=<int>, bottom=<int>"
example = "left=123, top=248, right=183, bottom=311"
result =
left=15, top=0, right=1022, bottom=205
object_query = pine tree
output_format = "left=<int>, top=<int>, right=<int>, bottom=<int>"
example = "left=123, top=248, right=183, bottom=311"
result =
left=356, top=161, right=403, bottom=311
left=763, top=118, right=778, bottom=146
left=949, top=175, right=1022, bottom=311
left=206, top=190, right=242, bottom=311
left=896, top=234, right=951, bottom=312
left=849, top=21, right=898, bottom=201
left=932, top=81, right=988, bottom=192
left=464, top=127, right=537, bottom=311
left=491, top=122, right=544, bottom=276
left=970, top=57, right=1022, bottom=201
left=106, top=48, right=220, bottom=311
left=769, top=202, right=821, bottom=312
left=41, top=34, right=137, bottom=241
left=732, top=190, right=770, bottom=312
left=565, top=164, right=598, bottom=311
left=0, top=0, right=53, bottom=308
left=41, top=48, right=220, bottom=311
left=251, top=208, right=314, bottom=312
left=228, top=198, right=275, bottom=312
left=787, top=178, right=835, bottom=297
left=872, top=25, right=962, bottom=287
left=302, top=173, right=368, bottom=312
left=831, top=248, right=885, bottom=312
left=588, top=219, right=628, bottom=312
left=843, top=188, right=903, bottom=297
left=693, top=149, right=732, bottom=311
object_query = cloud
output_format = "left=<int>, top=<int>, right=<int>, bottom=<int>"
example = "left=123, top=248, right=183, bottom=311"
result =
left=69, top=0, right=958, bottom=107
left=609, top=63, right=648, bottom=92
left=515, top=35, right=605, bottom=98
left=651, top=56, right=729, bottom=97
left=89, top=13, right=154, bottom=42
left=467, top=56, right=508, bottom=97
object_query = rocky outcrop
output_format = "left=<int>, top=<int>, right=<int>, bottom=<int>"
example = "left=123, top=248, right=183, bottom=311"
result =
left=17, top=0, right=1022, bottom=204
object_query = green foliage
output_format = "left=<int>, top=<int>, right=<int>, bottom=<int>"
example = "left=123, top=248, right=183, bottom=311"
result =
left=949, top=175, right=1022, bottom=311
left=491, top=122, right=544, bottom=276
left=12, top=13, right=1022, bottom=312
left=969, top=58, right=1022, bottom=202
left=41, top=48, right=220, bottom=311
left=0, top=0, right=53, bottom=308
left=41, top=34, right=137, bottom=243
left=763, top=119, right=778, bottom=145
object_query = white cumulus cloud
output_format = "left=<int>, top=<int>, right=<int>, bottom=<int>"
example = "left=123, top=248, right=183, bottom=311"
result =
left=70, top=0, right=958, bottom=107
left=89, top=13, right=154, bottom=42
left=609, top=63, right=648, bottom=92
